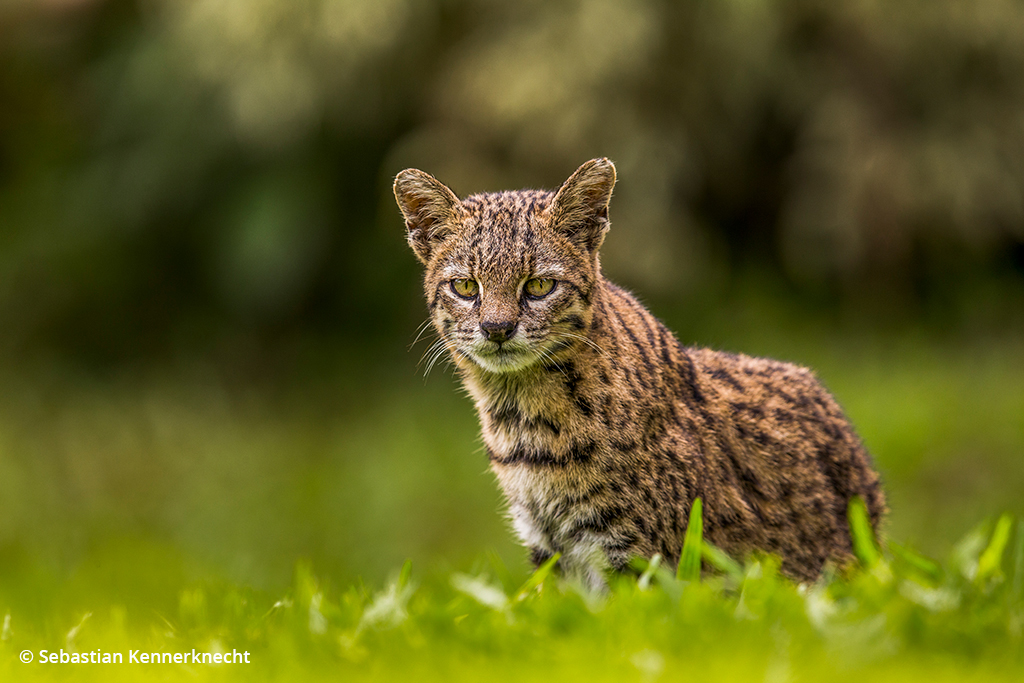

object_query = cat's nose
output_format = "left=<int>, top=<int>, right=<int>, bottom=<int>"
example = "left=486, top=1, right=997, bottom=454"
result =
left=480, top=320, right=517, bottom=343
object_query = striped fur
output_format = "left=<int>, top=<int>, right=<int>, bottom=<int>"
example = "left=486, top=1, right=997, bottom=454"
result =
left=395, top=158, right=886, bottom=588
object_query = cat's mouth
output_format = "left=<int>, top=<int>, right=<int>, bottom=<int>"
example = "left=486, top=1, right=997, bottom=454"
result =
left=469, top=341, right=537, bottom=374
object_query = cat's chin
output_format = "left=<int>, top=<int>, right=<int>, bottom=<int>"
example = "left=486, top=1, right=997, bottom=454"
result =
left=469, top=347, right=538, bottom=374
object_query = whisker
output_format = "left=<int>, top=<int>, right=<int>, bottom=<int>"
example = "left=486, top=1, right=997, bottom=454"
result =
left=418, top=337, right=447, bottom=367
left=423, top=343, right=457, bottom=379
left=552, top=330, right=610, bottom=360
left=424, top=337, right=459, bottom=379
left=424, top=349, right=446, bottom=378
left=409, top=317, right=436, bottom=350
left=534, top=344, right=569, bottom=382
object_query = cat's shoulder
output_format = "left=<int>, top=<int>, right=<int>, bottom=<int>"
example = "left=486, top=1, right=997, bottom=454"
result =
left=685, top=346, right=834, bottom=406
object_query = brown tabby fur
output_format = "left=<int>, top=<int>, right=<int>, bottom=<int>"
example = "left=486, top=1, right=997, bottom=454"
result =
left=394, top=158, right=886, bottom=589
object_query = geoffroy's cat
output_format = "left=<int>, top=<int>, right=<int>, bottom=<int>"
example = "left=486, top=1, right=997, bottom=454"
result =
left=394, top=158, right=886, bottom=588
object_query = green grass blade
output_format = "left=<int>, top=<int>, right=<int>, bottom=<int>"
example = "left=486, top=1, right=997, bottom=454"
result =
left=847, top=496, right=881, bottom=568
left=677, top=497, right=704, bottom=582
left=637, top=553, right=663, bottom=590
left=1012, top=516, right=1024, bottom=599
left=951, top=519, right=991, bottom=581
left=515, top=552, right=561, bottom=601
left=398, top=559, right=413, bottom=588
left=451, top=573, right=509, bottom=611
left=702, top=540, right=743, bottom=580
left=485, top=550, right=516, bottom=593
left=976, top=513, right=1013, bottom=583
left=889, top=541, right=943, bottom=584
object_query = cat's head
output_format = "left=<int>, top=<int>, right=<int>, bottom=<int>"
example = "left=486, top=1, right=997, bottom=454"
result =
left=394, top=158, right=616, bottom=375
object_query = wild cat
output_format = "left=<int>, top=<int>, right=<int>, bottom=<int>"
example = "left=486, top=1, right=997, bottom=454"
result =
left=394, top=158, right=885, bottom=588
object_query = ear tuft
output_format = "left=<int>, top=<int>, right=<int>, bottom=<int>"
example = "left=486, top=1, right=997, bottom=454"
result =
left=549, top=158, right=616, bottom=252
left=393, top=169, right=462, bottom=263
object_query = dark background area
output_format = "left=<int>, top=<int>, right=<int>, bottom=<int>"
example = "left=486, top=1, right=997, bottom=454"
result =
left=1, top=0, right=1022, bottom=590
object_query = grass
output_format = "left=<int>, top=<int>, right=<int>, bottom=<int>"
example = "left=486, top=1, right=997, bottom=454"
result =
left=2, top=505, right=1022, bottom=682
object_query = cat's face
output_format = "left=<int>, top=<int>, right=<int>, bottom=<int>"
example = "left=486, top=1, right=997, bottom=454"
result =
left=395, top=159, right=616, bottom=375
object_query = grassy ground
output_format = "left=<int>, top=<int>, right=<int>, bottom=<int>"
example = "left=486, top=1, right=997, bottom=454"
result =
left=2, top=509, right=1022, bottom=681
left=0, top=326, right=1022, bottom=679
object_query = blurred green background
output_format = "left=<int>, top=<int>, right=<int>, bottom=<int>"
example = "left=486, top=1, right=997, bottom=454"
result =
left=1, top=0, right=1022, bottom=595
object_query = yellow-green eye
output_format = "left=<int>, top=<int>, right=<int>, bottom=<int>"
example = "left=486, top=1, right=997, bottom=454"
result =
left=525, top=278, right=555, bottom=298
left=451, top=278, right=479, bottom=298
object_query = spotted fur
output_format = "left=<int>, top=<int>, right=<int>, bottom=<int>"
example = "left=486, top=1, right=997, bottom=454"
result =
left=394, top=158, right=886, bottom=588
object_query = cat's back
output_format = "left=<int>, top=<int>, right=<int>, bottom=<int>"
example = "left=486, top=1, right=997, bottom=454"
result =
left=581, top=283, right=885, bottom=579
left=680, top=345, right=886, bottom=578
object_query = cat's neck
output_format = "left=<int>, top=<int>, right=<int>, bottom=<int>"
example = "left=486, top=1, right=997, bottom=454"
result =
left=460, top=354, right=575, bottom=411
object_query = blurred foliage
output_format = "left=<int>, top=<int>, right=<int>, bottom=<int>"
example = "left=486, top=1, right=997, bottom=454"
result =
left=2, top=0, right=1024, bottom=363
left=2, top=515, right=1024, bottom=682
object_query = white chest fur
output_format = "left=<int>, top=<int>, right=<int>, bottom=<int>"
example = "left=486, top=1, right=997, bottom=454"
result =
left=494, top=463, right=611, bottom=590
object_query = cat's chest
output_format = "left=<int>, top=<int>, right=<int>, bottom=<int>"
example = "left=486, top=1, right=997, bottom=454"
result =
left=495, top=463, right=587, bottom=545
left=495, top=461, right=615, bottom=586
left=470, top=375, right=615, bottom=538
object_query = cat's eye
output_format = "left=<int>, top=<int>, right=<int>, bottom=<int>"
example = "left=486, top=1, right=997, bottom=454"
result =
left=451, top=278, right=479, bottom=299
left=524, top=278, right=556, bottom=298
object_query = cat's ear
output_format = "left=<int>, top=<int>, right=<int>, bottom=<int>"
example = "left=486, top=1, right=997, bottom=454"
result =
left=394, top=169, right=463, bottom=264
left=549, top=158, right=616, bottom=252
